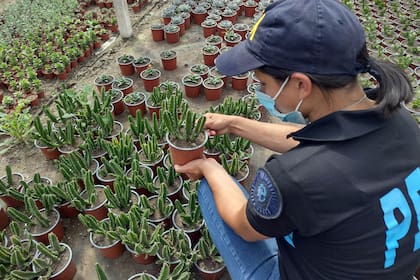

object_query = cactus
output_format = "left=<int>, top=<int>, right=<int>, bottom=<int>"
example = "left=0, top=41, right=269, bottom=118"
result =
left=129, top=157, right=155, bottom=193
left=196, top=227, right=224, bottom=267
left=158, top=228, right=195, bottom=268
left=138, top=134, right=164, bottom=164
left=104, top=133, right=136, bottom=167
left=95, top=263, right=109, bottom=280
left=145, top=111, right=168, bottom=142
left=156, top=166, right=178, bottom=188
left=66, top=172, right=97, bottom=211
left=57, top=150, right=94, bottom=181
left=220, top=153, right=248, bottom=178
left=162, top=96, right=205, bottom=143
left=128, top=110, right=147, bottom=139
left=104, top=176, right=132, bottom=210
left=32, top=117, right=63, bottom=148
left=174, top=191, right=202, bottom=229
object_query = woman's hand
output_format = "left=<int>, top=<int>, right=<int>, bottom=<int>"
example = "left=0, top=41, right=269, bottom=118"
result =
left=174, top=158, right=207, bottom=181
left=204, top=113, right=235, bottom=136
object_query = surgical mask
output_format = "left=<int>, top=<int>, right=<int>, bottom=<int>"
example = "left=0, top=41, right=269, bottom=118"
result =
left=255, top=76, right=290, bottom=119
left=282, top=99, right=308, bottom=124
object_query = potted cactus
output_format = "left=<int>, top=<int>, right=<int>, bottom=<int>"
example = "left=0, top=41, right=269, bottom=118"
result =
left=172, top=191, right=204, bottom=244
left=57, top=151, right=99, bottom=187
left=140, top=68, right=161, bottom=92
left=164, top=24, right=180, bottom=44
left=201, top=19, right=217, bottom=38
left=145, top=86, right=169, bottom=118
left=117, top=54, right=135, bottom=76
left=0, top=165, right=24, bottom=208
left=32, top=118, right=63, bottom=160
left=133, top=56, right=152, bottom=73
left=231, top=71, right=250, bottom=90
left=96, top=158, right=126, bottom=190
left=204, top=135, right=223, bottom=162
left=201, top=44, right=220, bottom=67
left=182, top=73, right=203, bottom=98
left=120, top=210, right=164, bottom=265
left=145, top=112, right=169, bottom=151
left=162, top=97, right=208, bottom=167
left=94, top=74, right=115, bottom=93
left=8, top=196, right=64, bottom=244
left=151, top=23, right=165, bottom=42
left=104, top=176, right=140, bottom=216
left=127, top=156, right=155, bottom=197
left=111, top=76, right=134, bottom=96
left=138, top=134, right=165, bottom=173
left=67, top=171, right=108, bottom=220
left=160, top=50, right=177, bottom=71
left=205, top=34, right=223, bottom=49
left=105, top=89, right=125, bottom=115
left=203, top=76, right=224, bottom=101
left=79, top=213, right=126, bottom=259
left=194, top=228, right=226, bottom=280
left=154, top=166, right=183, bottom=202
left=140, top=184, right=174, bottom=229
left=32, top=233, right=76, bottom=280
left=220, top=153, right=250, bottom=185
left=123, top=91, right=147, bottom=117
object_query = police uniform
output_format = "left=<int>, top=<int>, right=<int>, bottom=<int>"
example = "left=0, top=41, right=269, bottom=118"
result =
left=246, top=107, right=420, bottom=279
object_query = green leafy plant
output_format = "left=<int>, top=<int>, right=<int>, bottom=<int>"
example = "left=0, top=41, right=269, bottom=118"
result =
left=160, top=50, right=176, bottom=59
left=204, top=76, right=223, bottom=87
left=95, top=74, right=114, bottom=84
left=202, top=44, right=219, bottom=54
left=0, top=101, right=33, bottom=143
left=183, top=73, right=202, bottom=85
left=117, top=54, right=134, bottom=64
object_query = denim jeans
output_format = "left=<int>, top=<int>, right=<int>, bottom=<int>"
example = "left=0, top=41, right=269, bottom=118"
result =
left=198, top=178, right=280, bottom=280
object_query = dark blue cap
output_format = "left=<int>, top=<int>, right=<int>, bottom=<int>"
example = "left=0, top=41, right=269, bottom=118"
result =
left=216, top=0, right=366, bottom=77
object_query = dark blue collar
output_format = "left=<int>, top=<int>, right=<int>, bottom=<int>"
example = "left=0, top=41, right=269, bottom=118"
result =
left=288, top=108, right=386, bottom=142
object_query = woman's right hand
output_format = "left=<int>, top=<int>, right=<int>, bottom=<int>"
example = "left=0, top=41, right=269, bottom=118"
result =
left=204, top=113, right=234, bottom=136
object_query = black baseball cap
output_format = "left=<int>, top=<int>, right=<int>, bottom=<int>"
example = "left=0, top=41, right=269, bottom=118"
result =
left=216, top=0, right=366, bottom=76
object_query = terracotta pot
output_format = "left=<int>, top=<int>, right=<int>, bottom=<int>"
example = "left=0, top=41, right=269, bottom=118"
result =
left=172, top=207, right=204, bottom=245
left=124, top=92, right=147, bottom=117
left=34, top=140, right=61, bottom=161
left=33, top=243, right=76, bottom=280
left=244, top=5, right=256, bottom=17
left=165, top=30, right=180, bottom=44
left=182, top=75, right=203, bottom=98
left=194, top=258, right=226, bottom=280
left=110, top=89, right=125, bottom=115
left=94, top=75, right=115, bottom=93
left=192, top=11, right=207, bottom=25
left=117, top=56, right=135, bottom=76
left=133, top=57, right=152, bottom=74
left=140, top=69, right=161, bottom=92
left=111, top=78, right=134, bottom=96
left=161, top=54, right=177, bottom=71
left=166, top=131, right=208, bottom=167
left=57, top=201, right=80, bottom=218
left=202, top=23, right=217, bottom=38
left=231, top=72, right=250, bottom=91
left=151, top=27, right=164, bottom=41
left=90, top=232, right=125, bottom=259
left=0, top=204, right=9, bottom=230
left=132, top=3, right=141, bottom=13
left=83, top=185, right=108, bottom=221
left=204, top=149, right=221, bottom=163
left=147, top=195, right=173, bottom=230
left=202, top=49, right=219, bottom=67
left=30, top=208, right=64, bottom=244
left=203, top=78, right=224, bottom=101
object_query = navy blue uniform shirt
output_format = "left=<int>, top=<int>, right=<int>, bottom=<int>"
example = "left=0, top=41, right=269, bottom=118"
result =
left=246, top=107, right=420, bottom=279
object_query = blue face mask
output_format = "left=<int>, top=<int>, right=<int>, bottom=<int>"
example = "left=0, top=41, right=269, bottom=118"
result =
left=255, top=76, right=289, bottom=119
left=282, top=99, right=308, bottom=125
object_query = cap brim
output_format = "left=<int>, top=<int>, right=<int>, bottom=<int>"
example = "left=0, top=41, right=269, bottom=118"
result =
left=215, top=41, right=265, bottom=76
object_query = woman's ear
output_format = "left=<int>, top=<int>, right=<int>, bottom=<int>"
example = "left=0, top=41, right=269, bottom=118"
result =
left=291, top=72, right=312, bottom=99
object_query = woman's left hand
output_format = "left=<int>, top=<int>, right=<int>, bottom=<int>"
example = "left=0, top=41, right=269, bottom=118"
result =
left=174, top=158, right=207, bottom=181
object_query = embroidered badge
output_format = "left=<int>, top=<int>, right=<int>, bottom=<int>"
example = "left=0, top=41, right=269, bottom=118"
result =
left=249, top=168, right=283, bottom=219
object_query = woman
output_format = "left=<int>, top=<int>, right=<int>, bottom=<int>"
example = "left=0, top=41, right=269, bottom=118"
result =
left=175, top=0, right=420, bottom=279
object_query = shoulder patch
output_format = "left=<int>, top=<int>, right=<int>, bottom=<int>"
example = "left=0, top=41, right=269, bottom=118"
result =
left=249, top=168, right=283, bottom=219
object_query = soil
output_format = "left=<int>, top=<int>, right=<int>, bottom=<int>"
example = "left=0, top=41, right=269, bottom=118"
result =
left=38, top=245, right=71, bottom=276
left=29, top=209, right=58, bottom=235
left=0, top=0, right=274, bottom=279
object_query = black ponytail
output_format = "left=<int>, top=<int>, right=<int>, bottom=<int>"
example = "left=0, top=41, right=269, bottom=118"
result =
left=367, top=58, right=413, bottom=116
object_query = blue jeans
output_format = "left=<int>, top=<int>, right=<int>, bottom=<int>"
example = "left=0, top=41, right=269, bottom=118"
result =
left=198, top=179, right=280, bottom=280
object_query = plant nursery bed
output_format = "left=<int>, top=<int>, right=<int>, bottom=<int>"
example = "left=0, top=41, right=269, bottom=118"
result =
left=0, top=0, right=419, bottom=279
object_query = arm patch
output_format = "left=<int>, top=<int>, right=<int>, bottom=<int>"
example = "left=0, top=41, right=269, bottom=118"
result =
left=249, top=168, right=283, bottom=219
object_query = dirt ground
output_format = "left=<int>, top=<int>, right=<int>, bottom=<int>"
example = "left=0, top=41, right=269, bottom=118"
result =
left=0, top=1, right=274, bottom=279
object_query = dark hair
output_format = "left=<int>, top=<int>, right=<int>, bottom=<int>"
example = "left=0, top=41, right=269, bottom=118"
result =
left=261, top=45, right=414, bottom=117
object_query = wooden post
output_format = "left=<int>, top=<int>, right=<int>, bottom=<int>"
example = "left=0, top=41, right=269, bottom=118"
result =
left=112, top=0, right=133, bottom=38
